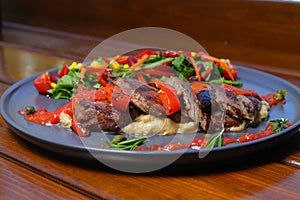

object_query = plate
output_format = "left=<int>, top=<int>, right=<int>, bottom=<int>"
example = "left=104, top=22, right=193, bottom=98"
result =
left=1, top=65, right=300, bottom=172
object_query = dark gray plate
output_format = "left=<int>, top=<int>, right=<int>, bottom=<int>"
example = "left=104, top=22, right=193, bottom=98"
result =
left=1, top=66, right=299, bottom=170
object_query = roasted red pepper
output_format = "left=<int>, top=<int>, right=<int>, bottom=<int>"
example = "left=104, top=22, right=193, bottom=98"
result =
left=33, top=72, right=52, bottom=94
left=136, top=49, right=158, bottom=58
left=162, top=51, right=180, bottom=57
left=222, top=84, right=260, bottom=99
left=19, top=102, right=72, bottom=125
left=72, top=114, right=89, bottom=137
left=58, top=64, right=69, bottom=77
left=150, top=78, right=180, bottom=115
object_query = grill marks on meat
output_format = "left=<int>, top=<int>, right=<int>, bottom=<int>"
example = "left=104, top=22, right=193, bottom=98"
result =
left=75, top=99, right=129, bottom=133
left=212, top=88, right=263, bottom=131
left=114, top=78, right=165, bottom=116
left=165, top=77, right=204, bottom=130
left=74, top=78, right=165, bottom=135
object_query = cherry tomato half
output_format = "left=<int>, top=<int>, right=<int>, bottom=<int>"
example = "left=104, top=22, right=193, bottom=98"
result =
left=33, top=72, right=52, bottom=94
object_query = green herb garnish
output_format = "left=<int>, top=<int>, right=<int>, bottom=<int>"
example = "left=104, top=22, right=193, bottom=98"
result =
left=107, top=135, right=147, bottom=151
left=170, top=54, right=195, bottom=80
left=269, top=118, right=289, bottom=133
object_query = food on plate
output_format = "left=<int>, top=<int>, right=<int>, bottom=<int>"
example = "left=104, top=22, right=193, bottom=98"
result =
left=18, top=50, right=288, bottom=150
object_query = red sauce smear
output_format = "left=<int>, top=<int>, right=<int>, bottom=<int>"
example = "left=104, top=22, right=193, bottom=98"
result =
left=261, top=93, right=286, bottom=107
left=222, top=84, right=260, bottom=99
left=135, top=122, right=292, bottom=151
left=18, top=102, right=72, bottom=125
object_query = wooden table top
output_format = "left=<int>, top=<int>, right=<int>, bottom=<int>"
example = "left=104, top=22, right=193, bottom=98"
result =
left=0, top=23, right=299, bottom=200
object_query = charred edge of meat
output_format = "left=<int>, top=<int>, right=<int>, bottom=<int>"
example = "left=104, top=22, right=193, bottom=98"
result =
left=75, top=99, right=126, bottom=133
left=165, top=77, right=209, bottom=133
left=212, top=88, right=264, bottom=131
left=114, top=78, right=165, bottom=117
left=197, top=90, right=215, bottom=115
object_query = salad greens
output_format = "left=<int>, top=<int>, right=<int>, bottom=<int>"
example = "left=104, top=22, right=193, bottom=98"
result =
left=45, top=50, right=241, bottom=101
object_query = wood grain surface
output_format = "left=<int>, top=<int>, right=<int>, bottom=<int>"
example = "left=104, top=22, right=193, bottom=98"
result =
left=2, top=0, right=300, bottom=72
left=0, top=2, right=300, bottom=199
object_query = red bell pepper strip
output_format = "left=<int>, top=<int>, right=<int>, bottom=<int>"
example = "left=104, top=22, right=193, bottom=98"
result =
left=136, top=49, right=158, bottom=58
left=162, top=51, right=180, bottom=57
left=58, top=64, right=69, bottom=77
left=150, top=78, right=181, bottom=115
left=33, top=72, right=52, bottom=94
left=20, top=102, right=72, bottom=125
left=222, top=84, right=260, bottom=99
left=72, top=114, right=89, bottom=137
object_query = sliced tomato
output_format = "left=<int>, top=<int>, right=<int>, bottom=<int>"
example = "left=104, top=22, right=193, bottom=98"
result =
left=150, top=78, right=180, bottom=115
left=33, top=72, right=52, bottom=94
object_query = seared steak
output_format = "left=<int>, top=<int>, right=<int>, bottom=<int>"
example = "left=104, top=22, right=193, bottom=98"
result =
left=114, top=78, right=165, bottom=116
left=74, top=99, right=130, bottom=133
left=165, top=77, right=206, bottom=131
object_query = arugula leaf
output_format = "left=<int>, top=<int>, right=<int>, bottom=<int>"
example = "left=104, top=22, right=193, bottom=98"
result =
left=144, top=51, right=163, bottom=64
left=170, top=54, right=194, bottom=80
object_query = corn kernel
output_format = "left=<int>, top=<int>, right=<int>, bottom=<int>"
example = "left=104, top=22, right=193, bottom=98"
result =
left=91, top=60, right=101, bottom=68
left=110, top=61, right=120, bottom=69
left=50, top=82, right=56, bottom=88
left=68, top=62, right=77, bottom=70
left=191, top=52, right=196, bottom=57
left=77, top=63, right=83, bottom=69
left=123, top=64, right=129, bottom=68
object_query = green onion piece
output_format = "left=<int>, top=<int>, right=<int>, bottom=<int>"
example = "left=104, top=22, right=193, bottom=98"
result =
left=269, top=118, right=289, bottom=132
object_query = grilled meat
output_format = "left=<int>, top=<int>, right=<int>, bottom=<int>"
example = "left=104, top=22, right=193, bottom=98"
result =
left=114, top=78, right=165, bottom=116
left=74, top=99, right=130, bottom=133
left=196, top=85, right=265, bottom=132
left=165, top=76, right=206, bottom=123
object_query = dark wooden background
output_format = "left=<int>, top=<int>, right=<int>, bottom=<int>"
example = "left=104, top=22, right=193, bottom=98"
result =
left=2, top=0, right=300, bottom=72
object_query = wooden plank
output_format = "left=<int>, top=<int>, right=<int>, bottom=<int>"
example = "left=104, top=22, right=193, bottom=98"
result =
left=0, top=157, right=91, bottom=200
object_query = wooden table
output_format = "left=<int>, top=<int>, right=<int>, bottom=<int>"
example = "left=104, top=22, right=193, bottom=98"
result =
left=0, top=23, right=300, bottom=200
